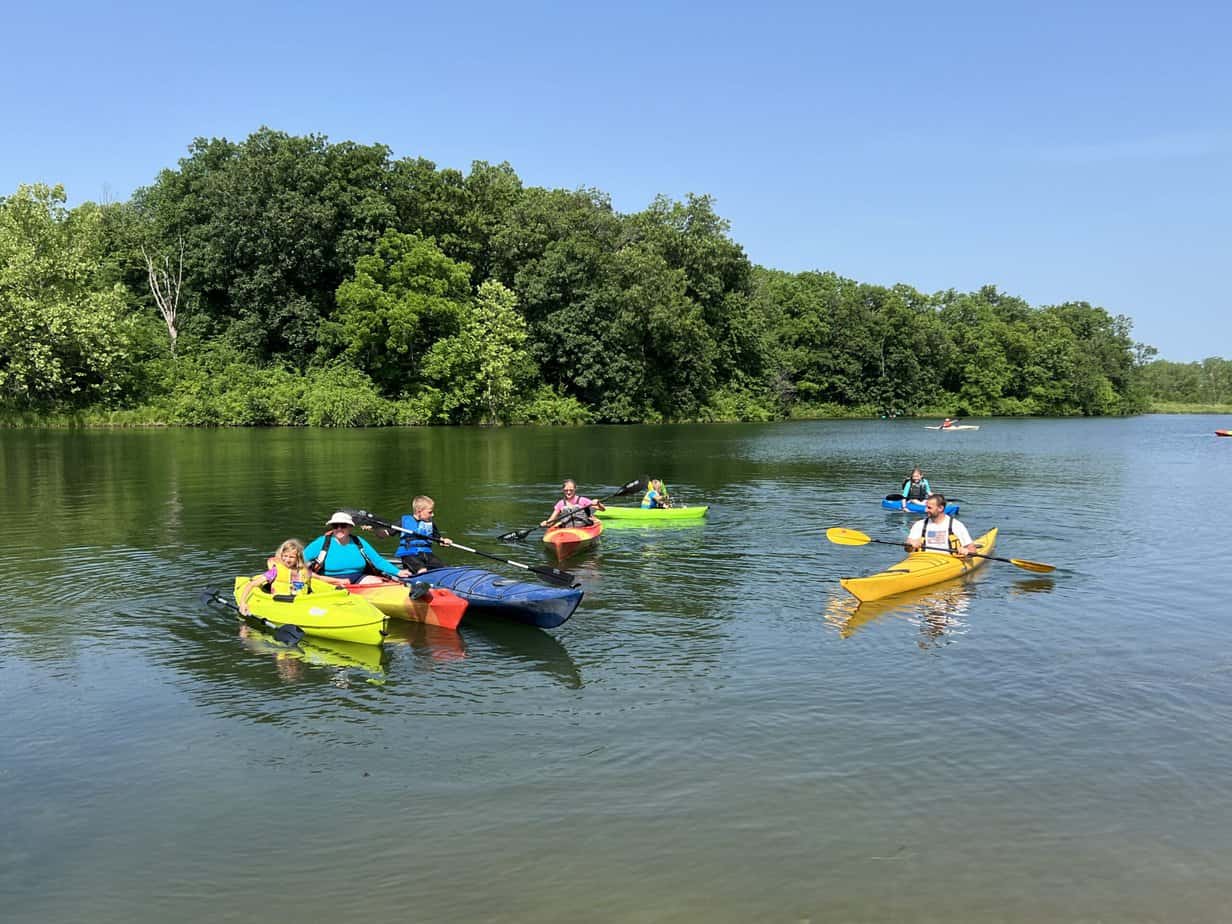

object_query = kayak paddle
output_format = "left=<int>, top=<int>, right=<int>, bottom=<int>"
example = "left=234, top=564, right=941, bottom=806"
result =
left=885, top=493, right=966, bottom=504
left=496, top=477, right=646, bottom=542
left=825, top=527, right=1055, bottom=573
left=348, top=509, right=581, bottom=588
left=199, top=588, right=306, bottom=645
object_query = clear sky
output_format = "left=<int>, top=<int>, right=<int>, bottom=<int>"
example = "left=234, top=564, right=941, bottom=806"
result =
left=3, top=0, right=1228, bottom=361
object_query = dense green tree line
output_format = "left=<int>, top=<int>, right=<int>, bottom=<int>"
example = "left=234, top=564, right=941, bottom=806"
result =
left=2, top=127, right=1174, bottom=425
left=1136, top=358, right=1232, bottom=406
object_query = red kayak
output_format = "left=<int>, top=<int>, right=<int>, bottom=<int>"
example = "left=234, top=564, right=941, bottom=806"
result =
left=341, top=579, right=468, bottom=630
left=543, top=521, right=603, bottom=561
left=1217, top=430, right=1231, bottom=437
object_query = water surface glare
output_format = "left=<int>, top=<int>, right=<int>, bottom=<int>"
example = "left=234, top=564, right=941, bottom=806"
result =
left=3, top=417, right=1231, bottom=922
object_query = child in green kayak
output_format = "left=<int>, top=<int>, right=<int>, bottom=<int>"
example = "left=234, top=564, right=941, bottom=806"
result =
left=238, top=539, right=314, bottom=616
left=640, top=478, right=672, bottom=509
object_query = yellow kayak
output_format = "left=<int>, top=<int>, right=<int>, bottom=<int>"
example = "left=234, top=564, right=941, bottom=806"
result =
left=232, top=577, right=388, bottom=646
left=839, top=528, right=998, bottom=603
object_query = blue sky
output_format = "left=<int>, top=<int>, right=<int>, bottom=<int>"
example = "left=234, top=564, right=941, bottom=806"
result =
left=3, top=0, right=1227, bottom=361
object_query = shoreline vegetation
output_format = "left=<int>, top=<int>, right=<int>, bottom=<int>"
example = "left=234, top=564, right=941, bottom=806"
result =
left=3, top=128, right=1229, bottom=428
left=7, top=404, right=1232, bottom=430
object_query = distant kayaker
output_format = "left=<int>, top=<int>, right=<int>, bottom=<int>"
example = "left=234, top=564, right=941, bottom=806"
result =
left=389, top=495, right=453, bottom=575
left=905, top=494, right=978, bottom=558
left=941, top=418, right=954, bottom=429
left=304, top=512, right=411, bottom=584
left=238, top=539, right=314, bottom=617
left=542, top=479, right=605, bottom=528
left=899, top=467, right=931, bottom=510
left=640, top=478, right=672, bottom=509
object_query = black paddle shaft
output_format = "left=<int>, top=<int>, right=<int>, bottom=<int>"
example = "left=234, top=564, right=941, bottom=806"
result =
left=348, top=510, right=580, bottom=588
left=200, top=588, right=305, bottom=645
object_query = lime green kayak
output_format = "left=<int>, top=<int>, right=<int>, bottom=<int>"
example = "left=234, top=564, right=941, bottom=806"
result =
left=232, top=577, right=388, bottom=646
left=594, top=505, right=708, bottom=521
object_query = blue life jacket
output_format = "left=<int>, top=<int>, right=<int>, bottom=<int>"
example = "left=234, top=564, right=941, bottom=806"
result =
left=396, top=515, right=436, bottom=557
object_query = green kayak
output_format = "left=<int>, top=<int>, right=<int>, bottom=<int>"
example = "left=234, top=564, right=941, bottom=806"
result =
left=594, top=505, right=709, bottom=521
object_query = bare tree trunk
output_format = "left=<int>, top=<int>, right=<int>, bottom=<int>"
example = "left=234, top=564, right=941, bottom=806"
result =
left=143, top=238, right=183, bottom=356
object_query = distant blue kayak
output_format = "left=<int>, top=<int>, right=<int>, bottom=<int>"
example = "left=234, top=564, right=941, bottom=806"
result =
left=417, top=565, right=583, bottom=629
left=881, top=498, right=960, bottom=515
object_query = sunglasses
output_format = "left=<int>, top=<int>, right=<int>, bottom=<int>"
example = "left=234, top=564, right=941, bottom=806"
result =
left=329, top=523, right=352, bottom=529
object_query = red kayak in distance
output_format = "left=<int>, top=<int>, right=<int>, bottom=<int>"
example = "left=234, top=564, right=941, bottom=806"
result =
left=543, top=521, right=603, bottom=561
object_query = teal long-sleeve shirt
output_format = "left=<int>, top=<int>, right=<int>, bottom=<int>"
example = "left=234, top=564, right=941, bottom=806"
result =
left=302, top=534, right=401, bottom=581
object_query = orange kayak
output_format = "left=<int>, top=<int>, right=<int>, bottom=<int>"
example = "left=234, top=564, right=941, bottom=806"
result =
left=543, top=521, right=603, bottom=561
left=340, top=578, right=468, bottom=630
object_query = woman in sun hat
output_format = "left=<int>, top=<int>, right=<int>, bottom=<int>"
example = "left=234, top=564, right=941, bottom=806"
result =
left=301, top=512, right=411, bottom=585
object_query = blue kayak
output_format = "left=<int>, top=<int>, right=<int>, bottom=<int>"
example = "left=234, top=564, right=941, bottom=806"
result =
left=881, top=498, right=960, bottom=515
left=417, top=566, right=583, bottom=629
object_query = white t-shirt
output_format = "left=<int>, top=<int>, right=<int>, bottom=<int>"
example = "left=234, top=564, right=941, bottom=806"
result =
left=907, top=515, right=974, bottom=552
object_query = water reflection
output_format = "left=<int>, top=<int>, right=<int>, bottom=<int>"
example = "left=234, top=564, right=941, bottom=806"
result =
left=460, top=620, right=582, bottom=689
left=596, top=518, right=708, bottom=532
left=384, top=621, right=467, bottom=663
left=1010, top=577, right=1056, bottom=595
left=824, top=586, right=972, bottom=648
left=237, top=623, right=386, bottom=683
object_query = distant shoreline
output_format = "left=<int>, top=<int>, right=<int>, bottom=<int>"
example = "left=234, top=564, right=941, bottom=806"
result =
left=5, top=407, right=1230, bottom=429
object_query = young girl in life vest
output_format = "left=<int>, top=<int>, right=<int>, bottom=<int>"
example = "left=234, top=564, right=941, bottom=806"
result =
left=238, top=539, right=313, bottom=616
left=641, top=479, right=672, bottom=509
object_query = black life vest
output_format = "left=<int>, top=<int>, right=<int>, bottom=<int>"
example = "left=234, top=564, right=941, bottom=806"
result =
left=915, top=514, right=958, bottom=552
left=310, top=531, right=384, bottom=576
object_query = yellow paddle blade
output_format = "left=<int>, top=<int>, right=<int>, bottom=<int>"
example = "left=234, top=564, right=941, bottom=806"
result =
left=826, top=527, right=873, bottom=546
left=1009, top=558, right=1055, bottom=574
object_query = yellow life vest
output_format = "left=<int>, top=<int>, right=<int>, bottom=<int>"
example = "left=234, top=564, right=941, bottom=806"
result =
left=259, top=561, right=310, bottom=595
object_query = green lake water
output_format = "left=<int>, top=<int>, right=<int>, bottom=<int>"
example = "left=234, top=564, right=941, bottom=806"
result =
left=3, top=416, right=1231, bottom=922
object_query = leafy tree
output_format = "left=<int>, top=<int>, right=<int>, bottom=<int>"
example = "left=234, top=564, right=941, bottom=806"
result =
left=422, top=280, right=535, bottom=423
left=0, top=184, right=143, bottom=408
left=628, top=194, right=759, bottom=381
left=330, top=231, right=472, bottom=395
left=132, top=128, right=400, bottom=362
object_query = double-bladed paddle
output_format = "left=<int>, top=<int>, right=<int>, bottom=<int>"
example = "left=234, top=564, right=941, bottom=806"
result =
left=825, top=527, right=1055, bottom=573
left=347, top=509, right=581, bottom=588
left=199, top=588, right=306, bottom=645
left=496, top=477, right=646, bottom=542
left=885, top=493, right=966, bottom=504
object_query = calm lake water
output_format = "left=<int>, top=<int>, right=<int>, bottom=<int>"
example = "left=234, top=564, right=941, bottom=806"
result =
left=3, top=416, right=1231, bottom=922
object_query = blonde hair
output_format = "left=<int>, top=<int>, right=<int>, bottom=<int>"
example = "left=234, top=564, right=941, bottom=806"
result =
left=274, top=539, right=306, bottom=569
left=412, top=495, right=435, bottom=515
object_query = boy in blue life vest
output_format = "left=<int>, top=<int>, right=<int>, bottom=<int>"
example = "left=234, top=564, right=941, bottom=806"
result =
left=393, top=495, right=453, bottom=575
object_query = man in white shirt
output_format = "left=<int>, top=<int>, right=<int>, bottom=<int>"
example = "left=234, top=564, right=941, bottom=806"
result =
left=905, top=494, right=978, bottom=557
